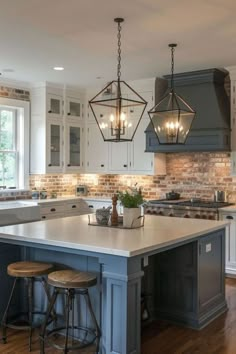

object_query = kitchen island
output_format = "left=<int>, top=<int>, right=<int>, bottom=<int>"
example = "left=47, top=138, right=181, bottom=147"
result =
left=0, top=215, right=229, bottom=354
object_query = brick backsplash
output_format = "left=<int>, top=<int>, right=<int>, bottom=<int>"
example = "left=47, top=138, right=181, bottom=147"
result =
left=0, top=85, right=30, bottom=101
left=29, top=152, right=236, bottom=202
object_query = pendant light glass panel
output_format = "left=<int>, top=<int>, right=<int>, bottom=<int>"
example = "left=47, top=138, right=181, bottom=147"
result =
left=148, top=90, right=195, bottom=144
left=148, top=43, right=196, bottom=144
left=89, top=80, right=147, bottom=142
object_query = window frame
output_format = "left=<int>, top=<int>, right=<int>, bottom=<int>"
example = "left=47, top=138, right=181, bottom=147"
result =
left=0, top=97, right=29, bottom=190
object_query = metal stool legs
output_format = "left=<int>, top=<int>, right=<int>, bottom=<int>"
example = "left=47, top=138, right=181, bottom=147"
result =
left=1, top=276, right=55, bottom=352
left=1, top=277, right=18, bottom=344
left=40, top=288, right=101, bottom=353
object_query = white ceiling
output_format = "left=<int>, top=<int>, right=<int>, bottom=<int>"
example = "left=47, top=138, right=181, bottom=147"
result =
left=0, top=0, right=236, bottom=88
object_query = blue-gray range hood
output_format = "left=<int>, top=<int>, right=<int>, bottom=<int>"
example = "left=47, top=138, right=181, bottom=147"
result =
left=145, top=68, right=230, bottom=152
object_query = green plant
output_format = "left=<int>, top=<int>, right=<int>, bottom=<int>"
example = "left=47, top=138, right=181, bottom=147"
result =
left=117, top=190, right=144, bottom=208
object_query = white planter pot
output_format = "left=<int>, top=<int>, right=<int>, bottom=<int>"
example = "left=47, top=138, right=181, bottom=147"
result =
left=123, top=207, right=142, bottom=228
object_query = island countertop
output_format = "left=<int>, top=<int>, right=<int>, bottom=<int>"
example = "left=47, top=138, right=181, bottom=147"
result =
left=0, top=215, right=229, bottom=257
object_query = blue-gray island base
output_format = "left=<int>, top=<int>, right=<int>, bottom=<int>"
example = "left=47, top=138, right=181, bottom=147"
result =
left=0, top=215, right=229, bottom=354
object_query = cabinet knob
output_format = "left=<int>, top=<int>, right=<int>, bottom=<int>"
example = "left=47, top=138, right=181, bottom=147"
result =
left=130, top=109, right=134, bottom=113
left=72, top=205, right=76, bottom=209
left=50, top=208, right=56, bottom=212
left=123, top=164, right=127, bottom=167
left=48, top=163, right=52, bottom=167
left=88, top=205, right=94, bottom=208
left=67, top=112, right=71, bottom=116
left=226, top=215, right=234, bottom=219
left=42, top=216, right=46, bottom=219
left=101, top=164, right=104, bottom=167
left=100, top=114, right=103, bottom=118
left=48, top=110, right=52, bottom=113
left=67, top=164, right=71, bottom=167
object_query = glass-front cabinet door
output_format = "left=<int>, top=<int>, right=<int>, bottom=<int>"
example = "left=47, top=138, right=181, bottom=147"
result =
left=46, top=120, right=63, bottom=172
left=65, top=123, right=83, bottom=172
left=47, top=93, right=63, bottom=119
left=66, top=97, right=82, bottom=120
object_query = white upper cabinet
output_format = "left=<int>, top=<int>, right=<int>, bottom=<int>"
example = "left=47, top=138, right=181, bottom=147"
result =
left=47, top=91, right=63, bottom=118
left=65, top=89, right=83, bottom=121
left=30, top=84, right=85, bottom=174
left=86, top=122, right=108, bottom=173
left=46, top=119, right=64, bottom=173
left=85, top=78, right=166, bottom=175
left=64, top=122, right=84, bottom=172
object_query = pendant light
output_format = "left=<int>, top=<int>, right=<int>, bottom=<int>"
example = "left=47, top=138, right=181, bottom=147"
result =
left=89, top=18, right=147, bottom=142
left=148, top=44, right=196, bottom=144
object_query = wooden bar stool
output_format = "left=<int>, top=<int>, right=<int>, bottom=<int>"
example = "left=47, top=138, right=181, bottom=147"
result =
left=1, top=261, right=55, bottom=351
left=40, top=269, right=101, bottom=353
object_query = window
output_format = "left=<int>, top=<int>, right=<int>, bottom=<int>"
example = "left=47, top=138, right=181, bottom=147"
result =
left=0, top=108, right=17, bottom=187
left=0, top=97, right=29, bottom=190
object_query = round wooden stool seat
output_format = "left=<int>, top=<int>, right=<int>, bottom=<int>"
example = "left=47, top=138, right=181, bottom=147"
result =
left=48, top=269, right=97, bottom=289
left=7, top=261, right=54, bottom=277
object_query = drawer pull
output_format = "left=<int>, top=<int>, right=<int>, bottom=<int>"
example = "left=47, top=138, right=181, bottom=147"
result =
left=88, top=205, right=94, bottom=208
left=50, top=208, right=56, bottom=212
left=226, top=215, right=234, bottom=219
left=72, top=205, right=77, bottom=209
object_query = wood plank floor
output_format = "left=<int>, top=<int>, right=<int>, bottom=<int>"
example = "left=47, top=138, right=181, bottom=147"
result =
left=0, top=278, right=236, bottom=353
left=141, top=278, right=236, bottom=354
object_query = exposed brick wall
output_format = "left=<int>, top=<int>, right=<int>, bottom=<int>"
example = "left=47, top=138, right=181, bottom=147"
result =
left=29, top=151, right=236, bottom=202
left=0, top=85, right=30, bottom=101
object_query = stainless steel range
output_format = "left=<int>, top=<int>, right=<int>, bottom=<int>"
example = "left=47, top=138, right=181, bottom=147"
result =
left=144, top=199, right=233, bottom=220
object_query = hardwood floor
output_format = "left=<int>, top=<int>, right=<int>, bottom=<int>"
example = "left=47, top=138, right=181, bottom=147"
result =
left=141, top=278, right=236, bottom=354
left=0, top=278, right=236, bottom=353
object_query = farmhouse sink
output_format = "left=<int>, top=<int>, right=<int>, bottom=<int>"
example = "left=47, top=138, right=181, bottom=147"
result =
left=0, top=201, right=40, bottom=226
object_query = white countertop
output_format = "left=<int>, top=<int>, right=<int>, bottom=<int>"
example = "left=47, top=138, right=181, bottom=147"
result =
left=0, top=215, right=229, bottom=257
left=219, top=205, right=236, bottom=213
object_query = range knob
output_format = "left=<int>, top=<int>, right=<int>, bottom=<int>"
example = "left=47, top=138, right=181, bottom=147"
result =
left=158, top=211, right=164, bottom=216
left=146, top=209, right=152, bottom=214
left=169, top=213, right=174, bottom=217
left=195, top=214, right=201, bottom=219
left=184, top=214, right=190, bottom=218
left=202, top=214, right=207, bottom=219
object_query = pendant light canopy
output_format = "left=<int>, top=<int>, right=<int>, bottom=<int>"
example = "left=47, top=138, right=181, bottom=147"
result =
left=148, top=44, right=196, bottom=144
left=89, top=18, right=147, bottom=142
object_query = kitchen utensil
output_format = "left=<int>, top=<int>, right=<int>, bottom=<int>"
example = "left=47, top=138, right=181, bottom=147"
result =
left=214, top=190, right=227, bottom=202
left=166, top=191, right=180, bottom=200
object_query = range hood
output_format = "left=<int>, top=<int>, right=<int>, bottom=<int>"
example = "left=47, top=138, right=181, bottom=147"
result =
left=145, top=68, right=230, bottom=152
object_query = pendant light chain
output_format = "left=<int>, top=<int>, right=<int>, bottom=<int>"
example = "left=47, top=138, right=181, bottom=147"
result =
left=171, top=45, right=175, bottom=91
left=117, top=20, right=122, bottom=81
left=89, top=17, right=147, bottom=143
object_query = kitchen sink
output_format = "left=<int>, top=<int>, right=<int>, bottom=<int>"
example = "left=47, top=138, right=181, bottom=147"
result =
left=0, top=201, right=40, bottom=226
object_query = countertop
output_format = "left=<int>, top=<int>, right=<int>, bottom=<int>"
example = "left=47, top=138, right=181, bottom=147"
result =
left=219, top=205, right=236, bottom=212
left=0, top=215, right=228, bottom=257
left=30, top=196, right=112, bottom=204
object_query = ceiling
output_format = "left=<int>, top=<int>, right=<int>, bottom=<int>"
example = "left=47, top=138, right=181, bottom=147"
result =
left=0, top=0, right=236, bottom=89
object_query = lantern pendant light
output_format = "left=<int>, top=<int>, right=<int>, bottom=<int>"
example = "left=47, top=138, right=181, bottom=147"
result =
left=89, top=18, right=147, bottom=142
left=148, top=43, right=196, bottom=144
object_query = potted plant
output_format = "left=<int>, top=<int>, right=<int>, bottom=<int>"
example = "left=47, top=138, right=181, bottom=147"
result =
left=118, top=189, right=144, bottom=228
